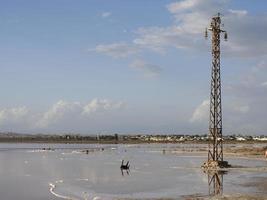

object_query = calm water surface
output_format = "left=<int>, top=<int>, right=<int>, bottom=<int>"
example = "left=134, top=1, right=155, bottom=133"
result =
left=0, top=143, right=266, bottom=200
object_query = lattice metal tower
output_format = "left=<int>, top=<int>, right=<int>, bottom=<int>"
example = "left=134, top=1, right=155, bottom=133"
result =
left=205, top=13, right=228, bottom=163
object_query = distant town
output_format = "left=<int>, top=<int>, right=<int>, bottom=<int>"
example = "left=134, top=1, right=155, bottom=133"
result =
left=0, top=132, right=266, bottom=143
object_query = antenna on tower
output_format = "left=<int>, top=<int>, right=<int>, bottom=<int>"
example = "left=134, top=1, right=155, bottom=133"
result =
left=224, top=32, right=228, bottom=41
left=205, top=28, right=208, bottom=39
left=202, top=13, right=230, bottom=170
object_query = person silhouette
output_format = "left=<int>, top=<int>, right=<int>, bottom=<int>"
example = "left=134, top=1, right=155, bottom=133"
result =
left=120, top=160, right=130, bottom=169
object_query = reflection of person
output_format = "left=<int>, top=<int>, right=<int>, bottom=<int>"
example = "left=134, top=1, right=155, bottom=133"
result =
left=265, top=150, right=267, bottom=158
left=121, top=168, right=130, bottom=176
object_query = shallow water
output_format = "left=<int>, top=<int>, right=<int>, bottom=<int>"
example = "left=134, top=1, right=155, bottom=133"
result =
left=0, top=143, right=266, bottom=200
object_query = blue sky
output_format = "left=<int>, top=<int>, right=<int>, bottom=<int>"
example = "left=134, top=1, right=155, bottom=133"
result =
left=0, top=0, right=266, bottom=135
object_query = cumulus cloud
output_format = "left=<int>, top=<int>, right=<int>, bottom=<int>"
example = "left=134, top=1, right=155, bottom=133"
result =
left=36, top=99, right=125, bottom=128
left=82, top=98, right=125, bottom=115
left=92, top=0, right=219, bottom=57
left=189, top=95, right=263, bottom=134
left=166, top=0, right=225, bottom=34
left=92, top=0, right=267, bottom=58
left=0, top=99, right=125, bottom=131
left=36, top=100, right=83, bottom=128
left=0, top=106, right=29, bottom=125
left=130, top=59, right=162, bottom=77
left=140, top=0, right=267, bottom=57
left=189, top=98, right=251, bottom=125
left=190, top=99, right=209, bottom=123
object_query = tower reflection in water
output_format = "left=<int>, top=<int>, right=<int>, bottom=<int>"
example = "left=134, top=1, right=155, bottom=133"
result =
left=205, top=170, right=227, bottom=196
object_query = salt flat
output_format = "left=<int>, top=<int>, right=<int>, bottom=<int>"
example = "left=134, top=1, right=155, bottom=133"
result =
left=0, top=143, right=266, bottom=200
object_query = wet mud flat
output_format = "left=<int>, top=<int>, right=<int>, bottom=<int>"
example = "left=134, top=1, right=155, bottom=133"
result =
left=0, top=143, right=266, bottom=200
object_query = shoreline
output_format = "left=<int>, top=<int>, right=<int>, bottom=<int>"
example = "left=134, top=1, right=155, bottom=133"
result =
left=0, top=139, right=266, bottom=144
left=0, top=141, right=265, bottom=161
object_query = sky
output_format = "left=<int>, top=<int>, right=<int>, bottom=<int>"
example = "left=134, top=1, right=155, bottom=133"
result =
left=0, top=0, right=266, bottom=135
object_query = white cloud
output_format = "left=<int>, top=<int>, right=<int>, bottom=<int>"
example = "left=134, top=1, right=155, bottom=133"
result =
left=36, top=100, right=82, bottom=128
left=133, top=26, right=193, bottom=52
left=0, top=99, right=126, bottom=131
left=91, top=43, right=139, bottom=58
left=82, top=98, right=125, bottom=115
left=228, top=9, right=247, bottom=17
left=93, top=0, right=267, bottom=58
left=166, top=0, right=225, bottom=34
left=101, top=12, right=112, bottom=18
left=190, top=99, right=209, bottom=123
left=167, top=0, right=200, bottom=13
left=36, top=99, right=125, bottom=128
left=130, top=59, right=162, bottom=77
left=92, top=0, right=219, bottom=57
left=0, top=106, right=29, bottom=125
